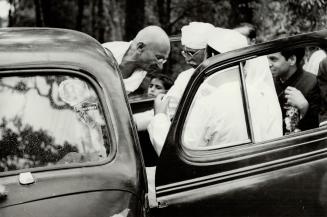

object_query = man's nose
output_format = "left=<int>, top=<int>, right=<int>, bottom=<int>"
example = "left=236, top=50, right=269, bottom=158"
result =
left=157, top=62, right=164, bottom=70
left=149, top=86, right=156, bottom=92
left=184, top=55, right=192, bottom=62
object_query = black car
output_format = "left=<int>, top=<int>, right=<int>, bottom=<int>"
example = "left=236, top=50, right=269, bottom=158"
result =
left=1, top=27, right=327, bottom=217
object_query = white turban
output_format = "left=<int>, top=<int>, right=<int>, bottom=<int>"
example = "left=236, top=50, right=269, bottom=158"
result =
left=207, top=28, right=248, bottom=53
left=181, top=22, right=215, bottom=49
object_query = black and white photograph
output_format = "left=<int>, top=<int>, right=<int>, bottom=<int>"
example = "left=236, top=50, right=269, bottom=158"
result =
left=1, top=0, right=327, bottom=216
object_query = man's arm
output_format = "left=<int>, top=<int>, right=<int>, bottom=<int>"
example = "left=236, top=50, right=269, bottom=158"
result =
left=147, top=94, right=171, bottom=155
left=284, top=85, right=320, bottom=131
left=147, top=113, right=170, bottom=155
left=298, top=83, right=320, bottom=130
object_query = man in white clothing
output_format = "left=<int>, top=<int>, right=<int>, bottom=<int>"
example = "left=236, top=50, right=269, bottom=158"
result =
left=183, top=30, right=282, bottom=149
left=147, top=22, right=215, bottom=155
left=147, top=26, right=251, bottom=155
left=102, top=26, right=170, bottom=94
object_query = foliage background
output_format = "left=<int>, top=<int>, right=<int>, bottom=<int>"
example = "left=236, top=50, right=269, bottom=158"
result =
left=1, top=0, right=327, bottom=79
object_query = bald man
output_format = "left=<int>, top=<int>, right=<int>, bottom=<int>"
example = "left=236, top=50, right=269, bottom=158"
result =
left=103, top=26, right=170, bottom=94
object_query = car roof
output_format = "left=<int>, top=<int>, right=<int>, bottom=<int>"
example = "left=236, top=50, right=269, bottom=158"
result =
left=0, top=28, right=116, bottom=74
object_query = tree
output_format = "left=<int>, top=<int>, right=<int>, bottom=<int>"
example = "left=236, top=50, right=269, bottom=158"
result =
left=252, top=0, right=327, bottom=41
left=34, top=0, right=44, bottom=26
left=124, top=0, right=145, bottom=40
left=76, top=0, right=85, bottom=31
left=0, top=117, right=77, bottom=172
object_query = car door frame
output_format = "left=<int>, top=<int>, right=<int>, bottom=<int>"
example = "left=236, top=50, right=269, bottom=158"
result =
left=154, top=29, right=327, bottom=209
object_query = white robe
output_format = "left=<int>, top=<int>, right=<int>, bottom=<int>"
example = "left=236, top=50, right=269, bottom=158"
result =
left=149, top=56, right=283, bottom=153
left=102, top=41, right=147, bottom=94
left=303, top=49, right=326, bottom=75
left=183, top=82, right=249, bottom=149
left=147, top=68, right=194, bottom=155
left=133, top=109, right=154, bottom=131
left=244, top=56, right=283, bottom=142
left=147, top=65, right=242, bottom=154
left=184, top=56, right=282, bottom=148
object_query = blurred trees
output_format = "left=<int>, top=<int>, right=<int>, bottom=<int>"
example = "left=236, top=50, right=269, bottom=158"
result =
left=5, top=0, right=327, bottom=42
left=254, top=0, right=327, bottom=41
left=3, top=0, right=327, bottom=77
left=0, top=117, right=77, bottom=172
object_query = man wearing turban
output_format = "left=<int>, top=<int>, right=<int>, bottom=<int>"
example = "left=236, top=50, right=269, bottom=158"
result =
left=183, top=32, right=283, bottom=148
left=147, top=22, right=215, bottom=155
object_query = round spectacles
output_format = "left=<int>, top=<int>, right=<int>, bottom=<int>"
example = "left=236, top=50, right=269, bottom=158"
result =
left=155, top=55, right=167, bottom=64
left=181, top=49, right=202, bottom=58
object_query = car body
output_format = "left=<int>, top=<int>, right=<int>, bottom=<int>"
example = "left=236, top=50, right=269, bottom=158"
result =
left=1, top=28, right=327, bottom=217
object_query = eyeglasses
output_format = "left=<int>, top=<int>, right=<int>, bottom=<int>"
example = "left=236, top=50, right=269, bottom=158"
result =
left=155, top=55, right=167, bottom=64
left=181, top=49, right=202, bottom=58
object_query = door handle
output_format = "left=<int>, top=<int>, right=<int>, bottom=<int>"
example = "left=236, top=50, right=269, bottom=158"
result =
left=0, top=184, right=8, bottom=201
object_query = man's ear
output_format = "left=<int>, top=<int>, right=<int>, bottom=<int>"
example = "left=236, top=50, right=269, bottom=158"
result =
left=136, top=42, right=146, bottom=53
left=288, top=55, right=297, bottom=66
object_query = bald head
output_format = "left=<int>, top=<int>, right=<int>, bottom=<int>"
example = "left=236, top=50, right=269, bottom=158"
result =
left=133, top=26, right=170, bottom=55
left=123, top=26, right=170, bottom=74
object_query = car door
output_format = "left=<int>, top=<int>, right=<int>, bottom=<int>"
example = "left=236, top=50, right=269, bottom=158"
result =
left=0, top=70, right=145, bottom=217
left=153, top=30, right=327, bottom=217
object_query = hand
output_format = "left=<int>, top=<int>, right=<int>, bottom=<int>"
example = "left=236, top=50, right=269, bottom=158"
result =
left=154, top=93, right=169, bottom=115
left=284, top=86, right=309, bottom=116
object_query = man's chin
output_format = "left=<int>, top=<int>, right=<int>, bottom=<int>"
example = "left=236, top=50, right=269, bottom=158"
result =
left=190, top=64, right=198, bottom=68
left=187, top=61, right=198, bottom=68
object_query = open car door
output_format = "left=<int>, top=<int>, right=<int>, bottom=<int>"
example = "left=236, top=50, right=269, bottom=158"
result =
left=153, top=30, right=327, bottom=217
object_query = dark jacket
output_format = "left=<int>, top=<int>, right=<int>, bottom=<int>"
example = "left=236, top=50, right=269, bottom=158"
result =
left=274, top=68, right=320, bottom=133
left=317, top=57, right=327, bottom=124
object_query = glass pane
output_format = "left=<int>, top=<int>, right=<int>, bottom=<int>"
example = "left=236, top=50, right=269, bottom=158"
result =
left=0, top=75, right=109, bottom=172
left=182, top=65, right=250, bottom=150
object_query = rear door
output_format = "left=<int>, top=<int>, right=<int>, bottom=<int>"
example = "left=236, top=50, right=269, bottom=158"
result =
left=0, top=70, right=143, bottom=217
left=154, top=30, right=327, bottom=217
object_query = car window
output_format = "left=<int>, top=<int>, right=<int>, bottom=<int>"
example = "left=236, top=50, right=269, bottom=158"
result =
left=182, top=64, right=251, bottom=150
left=0, top=75, right=109, bottom=172
left=182, top=46, right=324, bottom=151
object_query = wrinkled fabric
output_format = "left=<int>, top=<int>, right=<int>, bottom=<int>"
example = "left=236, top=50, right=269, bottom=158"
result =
left=181, top=22, right=215, bottom=49
left=244, top=56, right=283, bottom=142
left=207, top=28, right=248, bottom=53
left=147, top=113, right=171, bottom=155
left=133, top=109, right=154, bottom=131
left=304, top=49, right=326, bottom=75
left=147, top=68, right=194, bottom=154
left=183, top=56, right=283, bottom=148
left=102, top=41, right=147, bottom=94
left=183, top=82, right=249, bottom=149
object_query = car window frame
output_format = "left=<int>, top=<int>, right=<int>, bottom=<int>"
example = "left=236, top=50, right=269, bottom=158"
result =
left=180, top=61, right=254, bottom=151
left=0, top=68, right=118, bottom=177
left=161, top=32, right=327, bottom=166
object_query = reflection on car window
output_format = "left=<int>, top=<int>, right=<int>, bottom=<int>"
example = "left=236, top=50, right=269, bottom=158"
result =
left=182, top=66, right=250, bottom=150
left=0, top=75, right=109, bottom=172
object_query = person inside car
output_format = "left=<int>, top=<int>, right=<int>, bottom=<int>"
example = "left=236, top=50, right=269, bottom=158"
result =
left=147, top=74, right=173, bottom=97
left=183, top=29, right=283, bottom=149
left=233, top=22, right=257, bottom=45
left=102, top=26, right=170, bottom=95
left=146, top=22, right=215, bottom=155
left=316, top=57, right=327, bottom=126
left=268, top=48, right=320, bottom=134
left=303, top=47, right=326, bottom=75
left=133, top=74, right=173, bottom=131
left=148, top=26, right=262, bottom=155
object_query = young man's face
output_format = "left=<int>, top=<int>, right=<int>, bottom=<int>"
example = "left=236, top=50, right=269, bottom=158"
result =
left=182, top=46, right=206, bottom=68
left=147, top=78, right=166, bottom=97
left=267, top=52, right=291, bottom=78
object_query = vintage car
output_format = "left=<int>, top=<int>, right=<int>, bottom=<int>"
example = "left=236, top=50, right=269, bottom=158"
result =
left=1, top=27, right=327, bottom=217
